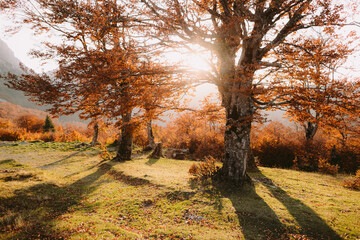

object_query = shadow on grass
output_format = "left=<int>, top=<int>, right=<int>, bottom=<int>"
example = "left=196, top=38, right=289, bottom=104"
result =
left=0, top=161, right=113, bottom=239
left=0, top=159, right=25, bottom=168
left=0, top=158, right=166, bottom=239
left=207, top=169, right=342, bottom=240
left=146, top=158, right=160, bottom=166
left=38, top=147, right=99, bottom=170
left=253, top=170, right=342, bottom=240
left=216, top=182, right=286, bottom=239
left=108, top=169, right=162, bottom=187
left=38, top=152, right=84, bottom=169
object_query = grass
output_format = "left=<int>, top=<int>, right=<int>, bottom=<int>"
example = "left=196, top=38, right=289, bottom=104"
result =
left=0, top=141, right=359, bottom=239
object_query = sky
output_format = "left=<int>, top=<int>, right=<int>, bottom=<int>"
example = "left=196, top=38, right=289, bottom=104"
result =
left=1, top=3, right=359, bottom=89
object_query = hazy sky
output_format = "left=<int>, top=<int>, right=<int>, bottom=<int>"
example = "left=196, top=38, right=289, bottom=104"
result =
left=0, top=4, right=359, bottom=78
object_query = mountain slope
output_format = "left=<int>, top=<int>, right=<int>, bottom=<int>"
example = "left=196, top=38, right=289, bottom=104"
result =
left=0, top=38, right=34, bottom=107
left=0, top=101, right=48, bottom=121
left=0, top=38, right=82, bottom=123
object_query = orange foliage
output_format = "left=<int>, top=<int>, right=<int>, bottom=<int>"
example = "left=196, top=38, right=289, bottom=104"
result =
left=0, top=117, right=12, bottom=129
left=318, top=158, right=339, bottom=175
left=15, top=114, right=44, bottom=133
left=0, top=115, right=119, bottom=143
left=272, top=36, right=359, bottom=141
left=0, top=102, right=47, bottom=121
left=251, top=122, right=301, bottom=168
left=0, top=128, right=22, bottom=141
left=251, top=121, right=359, bottom=173
left=342, top=170, right=360, bottom=191
left=189, top=156, right=219, bottom=181
left=159, top=112, right=224, bottom=160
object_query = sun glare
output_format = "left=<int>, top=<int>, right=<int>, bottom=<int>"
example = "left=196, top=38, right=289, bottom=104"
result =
left=165, top=49, right=212, bottom=72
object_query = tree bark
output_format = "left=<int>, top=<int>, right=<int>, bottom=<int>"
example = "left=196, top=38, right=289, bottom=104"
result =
left=90, top=122, right=99, bottom=146
left=216, top=39, right=256, bottom=184
left=115, top=113, right=133, bottom=161
left=221, top=89, right=254, bottom=184
left=305, top=122, right=318, bottom=141
left=146, top=120, right=156, bottom=150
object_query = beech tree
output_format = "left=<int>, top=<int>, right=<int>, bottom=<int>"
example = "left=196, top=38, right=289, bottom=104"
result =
left=272, top=35, right=359, bottom=142
left=140, top=0, right=359, bottom=183
left=5, top=0, right=184, bottom=160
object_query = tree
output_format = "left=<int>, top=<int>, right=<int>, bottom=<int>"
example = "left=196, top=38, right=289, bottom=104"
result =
left=272, top=35, right=359, bottom=142
left=43, top=115, right=55, bottom=132
left=16, top=114, right=43, bottom=132
left=140, top=0, right=359, bottom=183
left=4, top=0, right=184, bottom=160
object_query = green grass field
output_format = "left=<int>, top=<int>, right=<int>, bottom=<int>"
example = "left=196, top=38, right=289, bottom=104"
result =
left=0, top=141, right=359, bottom=239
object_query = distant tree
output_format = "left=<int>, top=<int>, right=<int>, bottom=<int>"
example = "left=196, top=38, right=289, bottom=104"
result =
left=16, top=114, right=43, bottom=133
left=273, top=36, right=359, bottom=142
left=43, top=115, right=55, bottom=133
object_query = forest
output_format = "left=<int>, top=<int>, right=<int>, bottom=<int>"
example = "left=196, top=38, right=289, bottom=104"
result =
left=0, top=0, right=360, bottom=239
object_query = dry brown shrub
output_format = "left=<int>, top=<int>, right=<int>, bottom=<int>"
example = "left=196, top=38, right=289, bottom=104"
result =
left=40, top=133, right=56, bottom=142
left=188, top=156, right=219, bottom=181
left=342, top=170, right=360, bottom=191
left=0, top=128, right=22, bottom=141
left=251, top=121, right=300, bottom=169
left=318, top=158, right=339, bottom=175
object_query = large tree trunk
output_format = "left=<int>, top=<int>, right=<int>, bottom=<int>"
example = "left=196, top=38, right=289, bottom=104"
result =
left=221, top=89, right=254, bottom=184
left=216, top=37, right=256, bottom=184
left=115, top=113, right=133, bottom=161
left=90, top=122, right=99, bottom=146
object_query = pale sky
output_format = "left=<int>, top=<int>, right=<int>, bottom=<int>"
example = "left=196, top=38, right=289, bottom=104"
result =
left=0, top=4, right=359, bottom=78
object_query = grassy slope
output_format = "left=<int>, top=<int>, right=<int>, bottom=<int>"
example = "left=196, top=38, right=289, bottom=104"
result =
left=0, top=142, right=359, bottom=240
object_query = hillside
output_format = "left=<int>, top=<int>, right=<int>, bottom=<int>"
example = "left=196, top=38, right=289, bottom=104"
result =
left=0, top=38, right=34, bottom=108
left=0, top=38, right=83, bottom=123
left=0, top=142, right=359, bottom=239
left=0, top=101, right=48, bottom=121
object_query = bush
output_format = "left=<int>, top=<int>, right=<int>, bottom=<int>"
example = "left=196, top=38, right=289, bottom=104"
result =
left=318, top=158, right=339, bottom=175
left=15, top=115, right=44, bottom=133
left=40, top=133, right=56, bottom=142
left=254, top=141, right=295, bottom=168
left=99, top=144, right=112, bottom=161
left=251, top=122, right=299, bottom=169
left=336, top=146, right=360, bottom=174
left=188, top=156, right=219, bottom=181
left=0, top=118, right=13, bottom=129
left=133, top=125, right=148, bottom=148
left=0, top=129, right=22, bottom=141
left=342, top=170, right=360, bottom=191
left=159, top=113, right=225, bottom=160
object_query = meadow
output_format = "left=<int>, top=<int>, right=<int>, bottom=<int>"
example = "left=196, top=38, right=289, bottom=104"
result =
left=0, top=141, right=359, bottom=239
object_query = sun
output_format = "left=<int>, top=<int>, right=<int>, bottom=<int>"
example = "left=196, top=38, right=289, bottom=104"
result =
left=164, top=48, right=212, bottom=72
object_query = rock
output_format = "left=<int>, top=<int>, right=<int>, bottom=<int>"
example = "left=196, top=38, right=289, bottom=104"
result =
left=165, top=148, right=189, bottom=160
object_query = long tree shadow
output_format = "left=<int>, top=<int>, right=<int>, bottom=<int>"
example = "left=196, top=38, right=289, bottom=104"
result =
left=38, top=152, right=84, bottom=169
left=216, top=181, right=287, bottom=240
left=0, top=158, right=167, bottom=239
left=253, top=170, right=342, bottom=240
left=0, top=160, right=113, bottom=239
left=38, top=147, right=100, bottom=170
